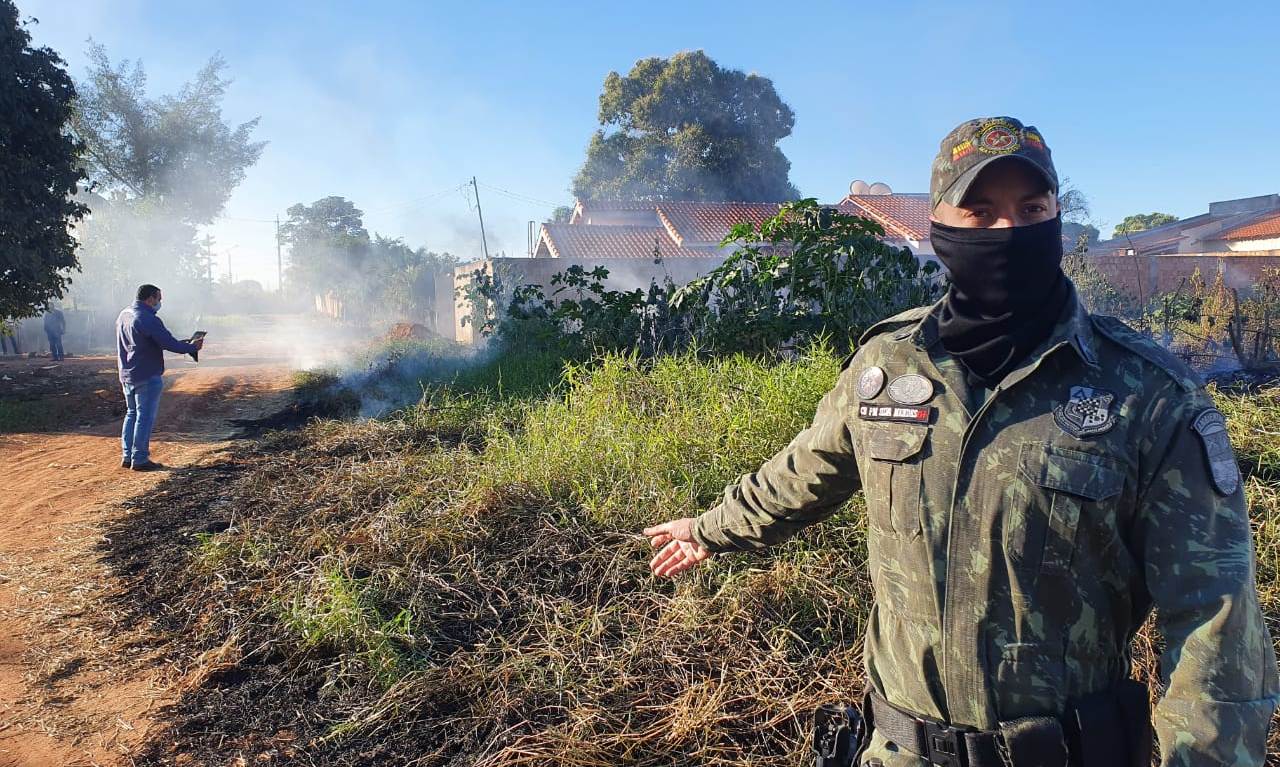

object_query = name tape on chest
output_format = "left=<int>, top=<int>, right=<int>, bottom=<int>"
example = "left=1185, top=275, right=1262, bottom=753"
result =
left=857, top=402, right=933, bottom=424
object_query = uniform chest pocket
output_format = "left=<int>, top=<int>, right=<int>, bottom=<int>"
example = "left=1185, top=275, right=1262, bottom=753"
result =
left=1007, top=444, right=1125, bottom=575
left=862, top=424, right=928, bottom=537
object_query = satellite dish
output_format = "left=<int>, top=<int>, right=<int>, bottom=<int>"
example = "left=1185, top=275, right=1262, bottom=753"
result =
left=849, top=179, right=871, bottom=196
left=868, top=182, right=893, bottom=195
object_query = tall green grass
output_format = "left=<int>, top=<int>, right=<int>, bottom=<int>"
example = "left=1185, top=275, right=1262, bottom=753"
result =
left=474, top=347, right=841, bottom=529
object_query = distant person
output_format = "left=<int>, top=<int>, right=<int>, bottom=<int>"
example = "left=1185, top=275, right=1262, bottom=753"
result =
left=43, top=304, right=66, bottom=361
left=116, top=284, right=204, bottom=471
left=0, top=318, right=19, bottom=355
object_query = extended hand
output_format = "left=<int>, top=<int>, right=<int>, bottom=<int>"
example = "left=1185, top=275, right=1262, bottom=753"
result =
left=193, top=338, right=205, bottom=350
left=643, top=517, right=712, bottom=577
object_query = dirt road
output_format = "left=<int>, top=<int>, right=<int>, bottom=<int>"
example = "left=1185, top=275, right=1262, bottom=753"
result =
left=0, top=339, right=296, bottom=767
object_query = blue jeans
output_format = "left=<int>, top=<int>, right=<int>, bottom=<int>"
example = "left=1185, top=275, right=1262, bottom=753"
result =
left=47, top=332, right=64, bottom=360
left=122, top=375, right=164, bottom=464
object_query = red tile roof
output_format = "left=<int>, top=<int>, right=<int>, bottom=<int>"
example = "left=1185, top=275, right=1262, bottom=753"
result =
left=1219, top=211, right=1280, bottom=241
left=540, top=224, right=707, bottom=259
left=553, top=196, right=931, bottom=256
left=575, top=200, right=664, bottom=211
left=840, top=194, right=932, bottom=240
left=655, top=202, right=784, bottom=245
left=570, top=200, right=664, bottom=225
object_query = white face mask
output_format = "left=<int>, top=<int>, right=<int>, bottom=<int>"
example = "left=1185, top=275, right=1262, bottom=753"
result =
left=154, top=300, right=162, bottom=312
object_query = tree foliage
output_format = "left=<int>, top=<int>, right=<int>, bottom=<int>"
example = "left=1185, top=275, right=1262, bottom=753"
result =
left=572, top=51, right=799, bottom=203
left=672, top=199, right=940, bottom=354
left=67, top=45, right=264, bottom=312
left=281, top=196, right=371, bottom=299
left=1113, top=212, right=1178, bottom=239
left=0, top=1, right=87, bottom=319
left=73, top=45, right=265, bottom=225
left=283, top=196, right=457, bottom=323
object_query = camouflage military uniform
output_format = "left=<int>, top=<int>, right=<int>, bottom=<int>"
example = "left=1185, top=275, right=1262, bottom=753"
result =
left=692, top=286, right=1279, bottom=766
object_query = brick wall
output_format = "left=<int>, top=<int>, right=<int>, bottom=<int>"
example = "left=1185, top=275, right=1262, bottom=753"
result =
left=1088, top=252, right=1280, bottom=301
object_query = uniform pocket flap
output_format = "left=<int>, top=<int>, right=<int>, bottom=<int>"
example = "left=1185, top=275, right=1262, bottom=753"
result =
left=865, top=426, right=928, bottom=463
left=1021, top=445, right=1124, bottom=501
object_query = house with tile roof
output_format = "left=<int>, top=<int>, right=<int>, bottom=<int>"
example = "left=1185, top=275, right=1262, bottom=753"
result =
left=1089, top=194, right=1280, bottom=256
left=1084, top=194, right=1280, bottom=302
left=536, top=192, right=935, bottom=261
left=447, top=188, right=941, bottom=343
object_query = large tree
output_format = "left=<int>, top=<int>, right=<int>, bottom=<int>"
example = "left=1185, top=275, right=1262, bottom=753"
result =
left=281, top=196, right=371, bottom=299
left=70, top=45, right=265, bottom=311
left=1113, top=212, right=1178, bottom=239
left=73, top=45, right=264, bottom=225
left=0, top=1, right=87, bottom=319
left=283, top=197, right=458, bottom=323
left=572, top=51, right=799, bottom=202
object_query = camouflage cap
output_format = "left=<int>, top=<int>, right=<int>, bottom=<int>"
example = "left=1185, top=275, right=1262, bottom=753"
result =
left=930, top=116, right=1058, bottom=210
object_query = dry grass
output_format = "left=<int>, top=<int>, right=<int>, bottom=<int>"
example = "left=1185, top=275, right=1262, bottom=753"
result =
left=98, top=351, right=1280, bottom=765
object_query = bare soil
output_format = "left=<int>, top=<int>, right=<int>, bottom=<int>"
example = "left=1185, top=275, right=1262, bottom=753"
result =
left=0, top=342, right=295, bottom=767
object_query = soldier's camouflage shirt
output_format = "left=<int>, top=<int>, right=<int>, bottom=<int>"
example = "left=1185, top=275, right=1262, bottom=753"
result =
left=692, top=285, right=1279, bottom=767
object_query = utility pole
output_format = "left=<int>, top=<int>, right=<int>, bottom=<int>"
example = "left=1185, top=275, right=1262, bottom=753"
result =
left=198, top=234, right=215, bottom=283
left=471, top=176, right=490, bottom=260
left=275, top=215, right=283, bottom=293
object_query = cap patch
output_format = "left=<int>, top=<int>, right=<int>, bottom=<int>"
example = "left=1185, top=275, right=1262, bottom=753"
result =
left=977, top=119, right=1021, bottom=154
left=951, top=139, right=975, bottom=161
left=1023, top=130, right=1045, bottom=149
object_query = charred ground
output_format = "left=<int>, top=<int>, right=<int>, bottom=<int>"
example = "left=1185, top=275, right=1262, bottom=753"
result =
left=84, top=344, right=1280, bottom=766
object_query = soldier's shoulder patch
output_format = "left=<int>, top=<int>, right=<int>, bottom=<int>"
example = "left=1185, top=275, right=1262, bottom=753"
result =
left=1090, top=315, right=1203, bottom=393
left=1191, top=407, right=1240, bottom=496
left=857, top=305, right=933, bottom=347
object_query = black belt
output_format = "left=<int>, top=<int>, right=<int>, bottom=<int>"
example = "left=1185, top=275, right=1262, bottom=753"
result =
left=868, top=693, right=1067, bottom=767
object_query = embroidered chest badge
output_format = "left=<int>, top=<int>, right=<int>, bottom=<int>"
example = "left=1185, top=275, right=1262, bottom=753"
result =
left=1054, top=386, right=1116, bottom=438
left=1191, top=408, right=1240, bottom=496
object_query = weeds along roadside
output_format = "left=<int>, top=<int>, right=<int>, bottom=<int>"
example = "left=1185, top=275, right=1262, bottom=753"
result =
left=103, top=333, right=1280, bottom=765
left=115, top=340, right=873, bottom=765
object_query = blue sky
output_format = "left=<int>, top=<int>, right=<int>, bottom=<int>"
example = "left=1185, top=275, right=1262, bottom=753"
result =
left=18, top=0, right=1280, bottom=288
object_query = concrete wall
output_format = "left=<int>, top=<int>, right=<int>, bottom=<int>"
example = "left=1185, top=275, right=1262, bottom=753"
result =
left=1088, top=251, right=1280, bottom=302
left=449, top=256, right=727, bottom=344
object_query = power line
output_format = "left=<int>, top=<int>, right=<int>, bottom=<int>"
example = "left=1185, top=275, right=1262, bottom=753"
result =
left=477, top=182, right=563, bottom=208
left=363, top=182, right=470, bottom=214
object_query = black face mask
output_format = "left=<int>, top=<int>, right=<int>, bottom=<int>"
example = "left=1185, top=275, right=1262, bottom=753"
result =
left=930, top=216, right=1070, bottom=387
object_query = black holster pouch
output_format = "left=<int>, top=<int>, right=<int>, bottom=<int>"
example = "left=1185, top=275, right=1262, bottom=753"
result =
left=813, top=701, right=866, bottom=767
left=1063, top=679, right=1152, bottom=767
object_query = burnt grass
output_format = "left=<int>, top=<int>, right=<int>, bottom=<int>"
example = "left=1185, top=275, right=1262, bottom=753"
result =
left=90, top=351, right=873, bottom=766
left=98, top=420, right=487, bottom=765
left=90, top=350, right=1280, bottom=765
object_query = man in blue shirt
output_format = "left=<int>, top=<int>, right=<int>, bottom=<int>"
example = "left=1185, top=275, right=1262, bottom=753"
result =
left=43, top=304, right=67, bottom=361
left=116, top=284, right=204, bottom=471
